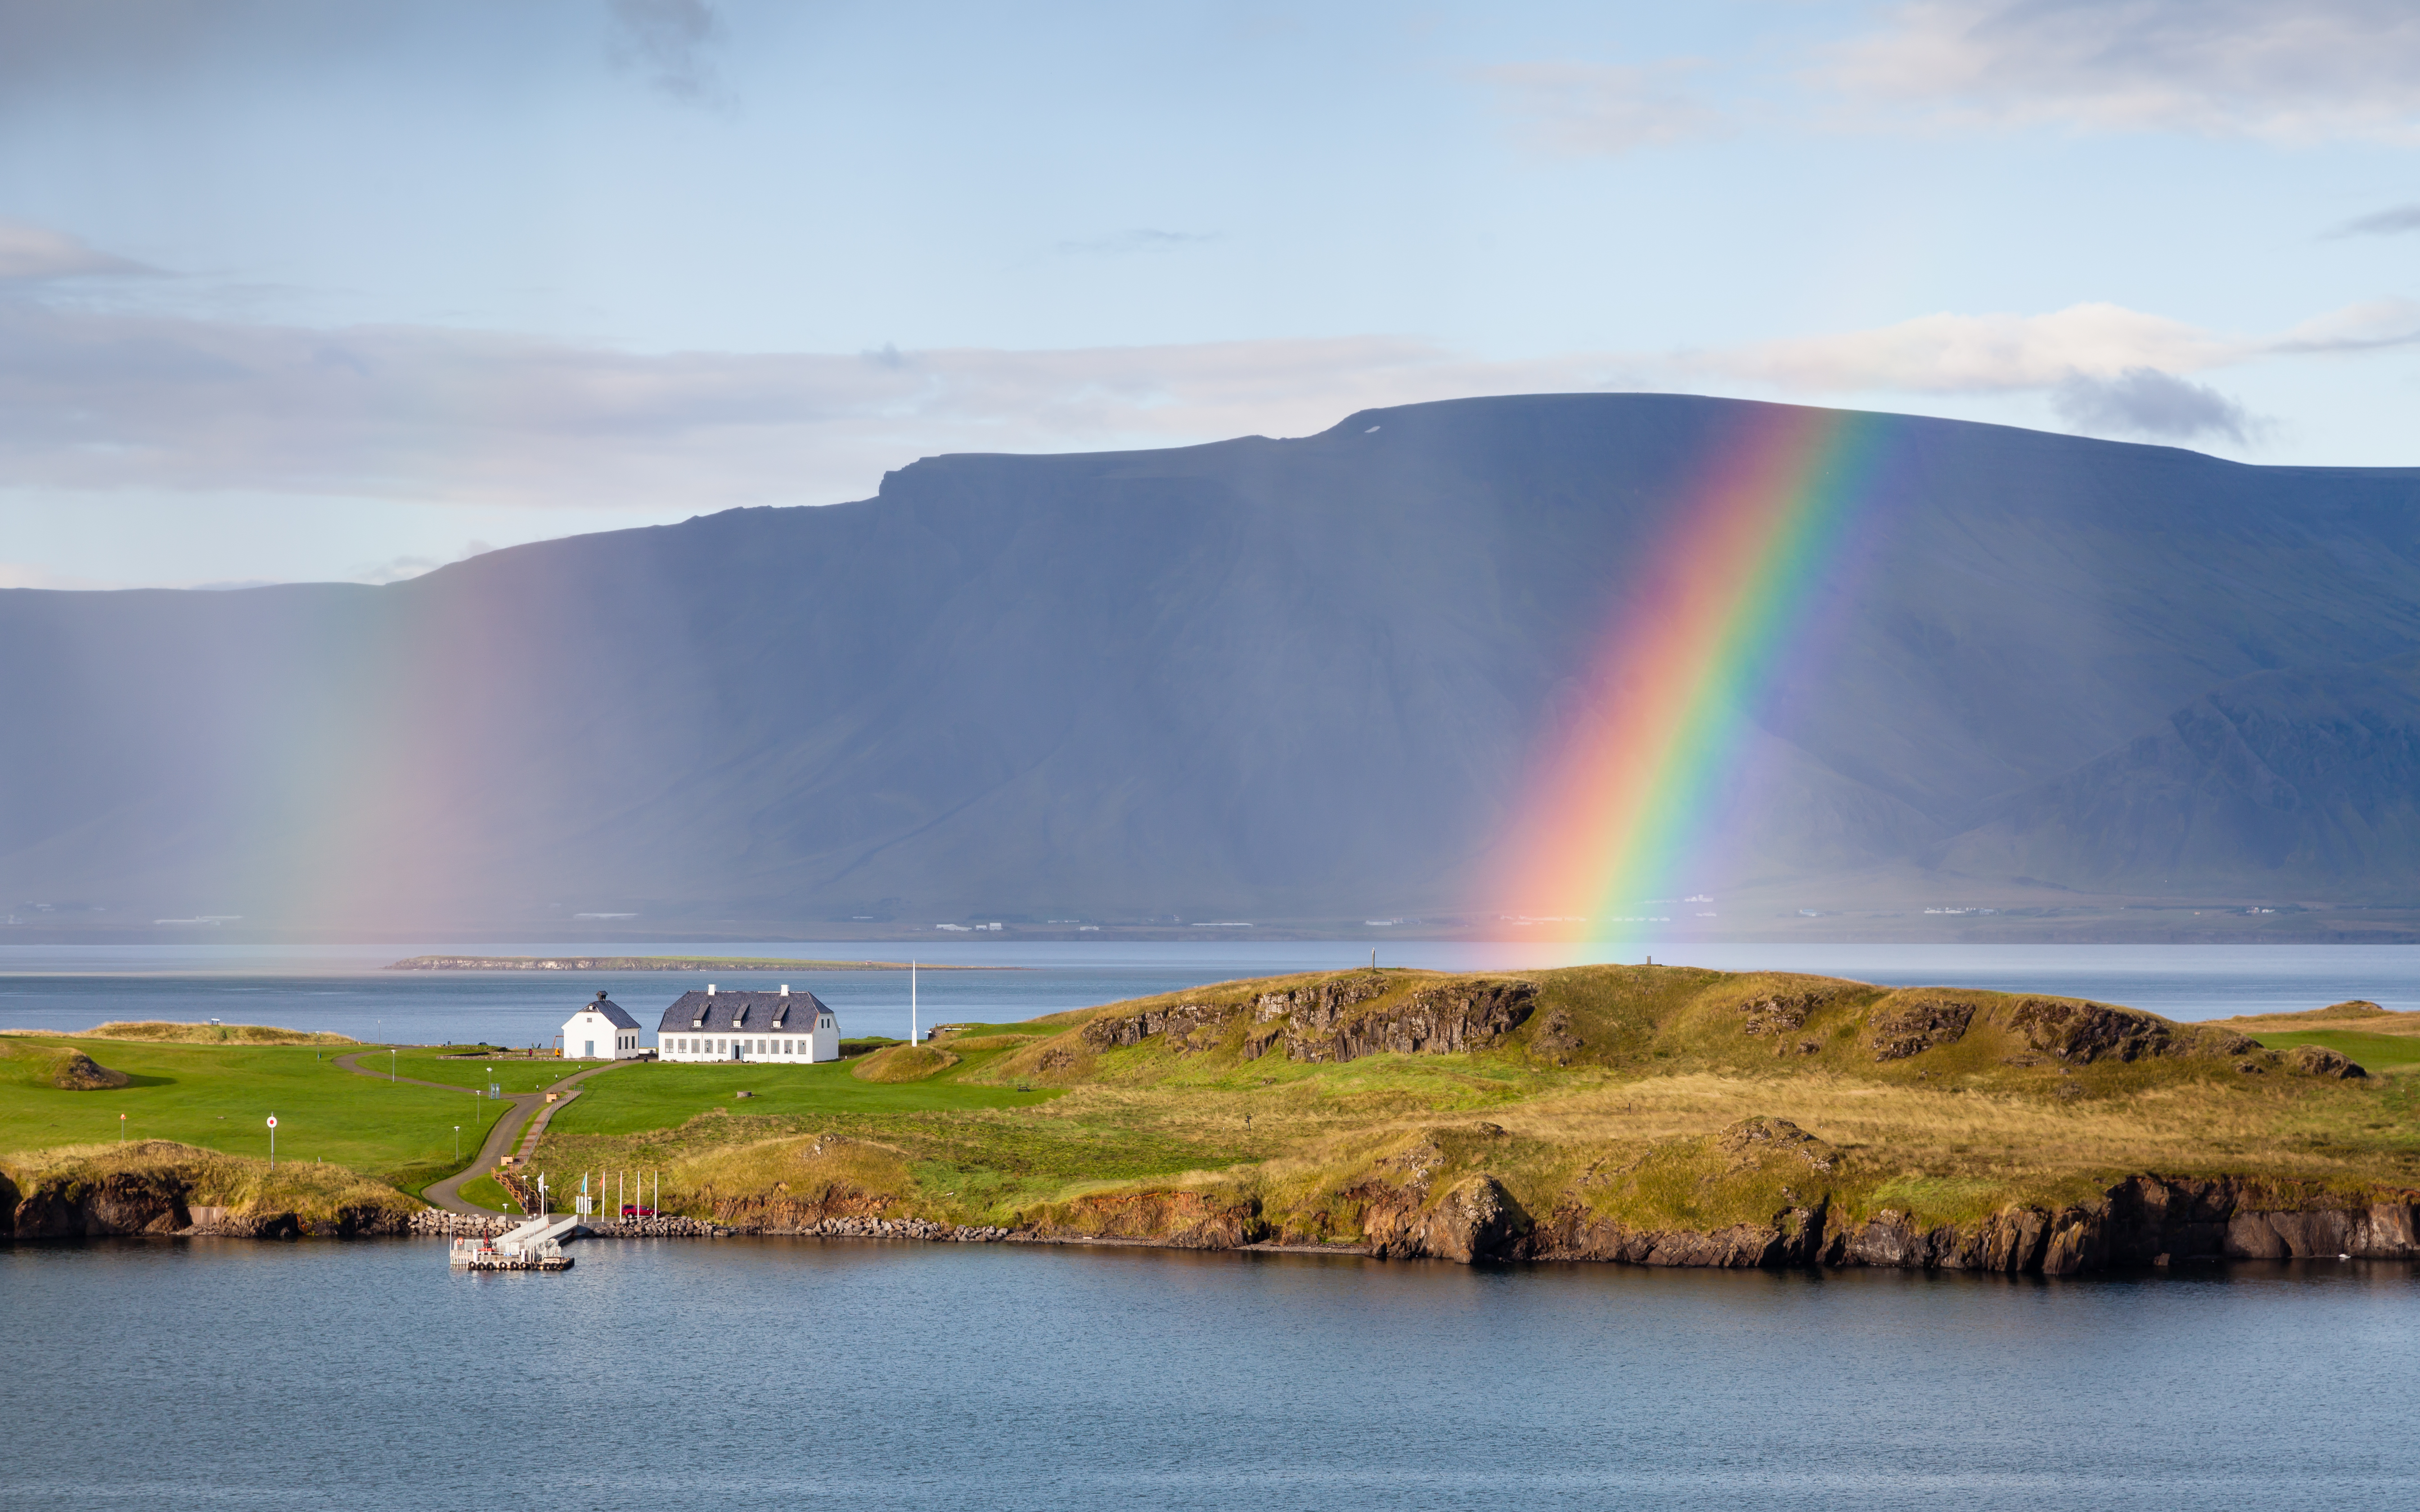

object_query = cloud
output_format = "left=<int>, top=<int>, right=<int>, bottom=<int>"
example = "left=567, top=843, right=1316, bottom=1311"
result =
left=0, top=290, right=2401, bottom=513
left=1823, top=0, right=2420, bottom=141
left=1684, top=298, right=2420, bottom=400
left=1475, top=61, right=1724, bottom=156
left=2269, top=297, right=2420, bottom=353
left=0, top=298, right=1627, bottom=509
left=606, top=0, right=725, bottom=105
left=0, top=219, right=151, bottom=280
left=1057, top=229, right=1222, bottom=256
left=2051, top=367, right=2253, bottom=442
left=1689, top=302, right=2235, bottom=392
left=2328, top=202, right=2420, bottom=238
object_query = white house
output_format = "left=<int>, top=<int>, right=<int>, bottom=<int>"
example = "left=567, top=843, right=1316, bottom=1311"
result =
left=655, top=984, right=839, bottom=1063
left=561, top=992, right=644, bottom=1060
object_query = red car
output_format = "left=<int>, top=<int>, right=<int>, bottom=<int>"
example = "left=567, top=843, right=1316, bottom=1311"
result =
left=621, top=1205, right=655, bottom=1217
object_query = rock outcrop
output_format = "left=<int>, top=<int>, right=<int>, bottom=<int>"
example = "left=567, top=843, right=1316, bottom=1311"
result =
left=1363, top=1174, right=1531, bottom=1262
left=1273, top=978, right=1536, bottom=1064
left=1869, top=999, right=1976, bottom=1060
left=1998, top=997, right=2255, bottom=1063
left=50, top=1051, right=131, bottom=1090
left=1519, top=1175, right=2420, bottom=1274
left=2289, top=1044, right=2367, bottom=1078
left=1078, top=972, right=1538, bottom=1068
left=1082, top=997, right=1243, bottom=1054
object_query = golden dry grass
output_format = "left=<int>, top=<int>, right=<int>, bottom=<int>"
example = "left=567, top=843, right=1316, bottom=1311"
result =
left=524, top=965, right=2420, bottom=1241
left=0, top=1138, right=416, bottom=1223
left=72, top=1021, right=360, bottom=1046
left=850, top=1045, right=961, bottom=1082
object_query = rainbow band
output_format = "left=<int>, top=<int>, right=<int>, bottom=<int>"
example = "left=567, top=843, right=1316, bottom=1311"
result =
left=1497, top=404, right=1891, bottom=926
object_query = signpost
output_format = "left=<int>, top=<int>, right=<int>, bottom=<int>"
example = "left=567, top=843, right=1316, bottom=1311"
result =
left=266, top=1113, right=278, bottom=1169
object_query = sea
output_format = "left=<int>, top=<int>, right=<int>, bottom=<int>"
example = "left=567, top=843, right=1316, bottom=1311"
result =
left=10, top=939, right=2420, bottom=1509
left=5, top=1238, right=2419, bottom=1509
left=6, top=938, right=2420, bottom=1046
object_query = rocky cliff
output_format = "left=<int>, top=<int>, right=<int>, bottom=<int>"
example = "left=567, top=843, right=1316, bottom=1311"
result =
left=0, top=1142, right=415, bottom=1239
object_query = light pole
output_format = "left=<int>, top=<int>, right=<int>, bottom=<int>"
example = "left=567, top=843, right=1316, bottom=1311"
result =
left=390, top=1046, right=396, bottom=1083
left=266, top=1113, right=277, bottom=1170
left=454, top=1125, right=461, bottom=1161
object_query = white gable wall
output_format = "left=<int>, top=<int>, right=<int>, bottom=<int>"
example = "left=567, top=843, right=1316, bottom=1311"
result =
left=561, top=1009, right=643, bottom=1060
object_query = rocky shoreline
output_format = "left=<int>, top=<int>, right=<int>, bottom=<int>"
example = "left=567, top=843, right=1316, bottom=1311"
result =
left=13, top=1160, right=2419, bottom=1275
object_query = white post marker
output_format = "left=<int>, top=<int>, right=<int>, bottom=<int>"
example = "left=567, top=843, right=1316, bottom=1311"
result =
left=266, top=1113, right=278, bottom=1170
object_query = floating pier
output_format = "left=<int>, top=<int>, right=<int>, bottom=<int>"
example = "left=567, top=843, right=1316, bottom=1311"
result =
left=449, top=1213, right=580, bottom=1272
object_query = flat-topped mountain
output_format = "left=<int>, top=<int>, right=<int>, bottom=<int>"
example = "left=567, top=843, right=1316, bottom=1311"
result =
left=3, top=394, right=2418, bottom=929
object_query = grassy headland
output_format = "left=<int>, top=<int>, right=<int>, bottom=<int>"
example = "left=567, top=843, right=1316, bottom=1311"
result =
left=9, top=969, right=2418, bottom=1270
left=518, top=965, right=2420, bottom=1265
left=0, top=1033, right=503, bottom=1196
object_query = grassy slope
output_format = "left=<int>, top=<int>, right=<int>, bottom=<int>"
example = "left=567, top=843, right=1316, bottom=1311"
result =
left=0, top=1034, right=504, bottom=1195
left=523, top=965, right=2420, bottom=1240
left=67, top=1022, right=360, bottom=1045
left=2, top=1140, right=418, bottom=1227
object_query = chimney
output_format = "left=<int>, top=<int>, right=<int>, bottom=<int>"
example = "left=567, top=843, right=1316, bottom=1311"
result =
left=780, top=984, right=789, bottom=996
left=707, top=984, right=716, bottom=995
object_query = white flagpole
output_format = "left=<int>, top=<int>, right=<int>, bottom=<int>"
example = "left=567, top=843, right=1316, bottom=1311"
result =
left=911, top=960, right=918, bottom=1044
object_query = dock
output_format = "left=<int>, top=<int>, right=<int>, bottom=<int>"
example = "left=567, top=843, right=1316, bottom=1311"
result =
left=448, top=1213, right=580, bottom=1272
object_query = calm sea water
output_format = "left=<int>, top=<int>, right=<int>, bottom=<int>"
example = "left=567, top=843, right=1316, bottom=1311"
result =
left=4, top=1238, right=2416, bottom=1510
left=2, top=940, right=2418, bottom=1045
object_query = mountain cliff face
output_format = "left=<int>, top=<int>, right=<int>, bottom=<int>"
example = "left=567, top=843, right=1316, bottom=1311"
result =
left=3, top=393, right=2419, bottom=928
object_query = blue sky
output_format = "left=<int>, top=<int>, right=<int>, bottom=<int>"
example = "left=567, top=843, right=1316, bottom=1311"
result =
left=3, top=0, right=2418, bottom=587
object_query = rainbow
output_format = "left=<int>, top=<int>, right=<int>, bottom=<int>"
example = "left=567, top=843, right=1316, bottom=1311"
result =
left=1492, top=404, right=1896, bottom=930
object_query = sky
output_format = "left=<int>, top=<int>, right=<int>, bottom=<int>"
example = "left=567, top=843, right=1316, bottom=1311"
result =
left=2, top=0, right=2418, bottom=588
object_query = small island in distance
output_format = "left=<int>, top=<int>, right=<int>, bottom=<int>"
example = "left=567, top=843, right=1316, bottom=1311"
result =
left=384, top=956, right=987, bottom=972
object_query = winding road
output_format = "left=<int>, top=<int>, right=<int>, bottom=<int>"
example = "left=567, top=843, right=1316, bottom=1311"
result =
left=332, top=1050, right=625, bottom=1215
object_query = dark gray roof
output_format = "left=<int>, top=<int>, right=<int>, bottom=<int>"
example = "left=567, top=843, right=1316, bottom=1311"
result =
left=569, top=995, right=640, bottom=1030
left=658, top=989, right=834, bottom=1034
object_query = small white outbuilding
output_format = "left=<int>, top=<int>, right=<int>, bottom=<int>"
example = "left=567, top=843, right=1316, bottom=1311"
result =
left=562, top=992, right=644, bottom=1060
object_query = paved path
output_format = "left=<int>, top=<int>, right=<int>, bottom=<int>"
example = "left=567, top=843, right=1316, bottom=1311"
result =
left=332, top=1050, right=625, bottom=1216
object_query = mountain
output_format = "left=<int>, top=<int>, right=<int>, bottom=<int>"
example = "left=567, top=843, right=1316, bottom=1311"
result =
left=3, top=393, right=2419, bottom=932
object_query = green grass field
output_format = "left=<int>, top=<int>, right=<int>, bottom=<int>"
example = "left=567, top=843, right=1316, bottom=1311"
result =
left=356, top=1044, right=566, bottom=1094
left=2250, top=1030, right=2420, bottom=1070
left=547, top=1053, right=1059, bottom=1138
left=457, top=1172, right=521, bottom=1211
left=0, top=1033, right=505, bottom=1193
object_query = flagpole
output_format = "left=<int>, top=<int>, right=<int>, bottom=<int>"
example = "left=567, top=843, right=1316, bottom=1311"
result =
left=911, top=960, right=918, bottom=1044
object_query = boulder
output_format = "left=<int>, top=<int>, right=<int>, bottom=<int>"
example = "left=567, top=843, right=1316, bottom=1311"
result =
left=51, top=1051, right=131, bottom=1090
left=1868, top=998, right=1976, bottom=1060
left=2289, top=1045, right=2366, bottom=1078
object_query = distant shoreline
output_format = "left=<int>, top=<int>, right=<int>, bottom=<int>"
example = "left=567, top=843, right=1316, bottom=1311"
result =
left=383, top=956, right=994, bottom=972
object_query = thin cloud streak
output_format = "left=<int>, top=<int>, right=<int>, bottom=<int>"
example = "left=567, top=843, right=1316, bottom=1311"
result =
left=1475, top=60, right=1727, bottom=156
left=0, top=219, right=153, bottom=280
left=2327, top=203, right=2420, bottom=238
